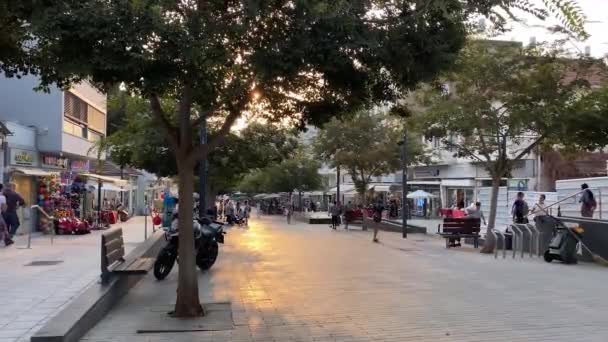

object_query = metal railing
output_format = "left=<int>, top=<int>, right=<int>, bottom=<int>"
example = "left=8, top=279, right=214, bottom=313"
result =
left=492, top=189, right=586, bottom=259
left=23, top=205, right=56, bottom=248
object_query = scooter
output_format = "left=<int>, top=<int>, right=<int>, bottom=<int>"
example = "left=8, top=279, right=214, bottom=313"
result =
left=153, top=216, right=225, bottom=280
left=544, top=217, right=584, bottom=264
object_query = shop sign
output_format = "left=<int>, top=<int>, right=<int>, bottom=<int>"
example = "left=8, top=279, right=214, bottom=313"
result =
left=10, top=148, right=38, bottom=167
left=70, top=159, right=90, bottom=172
left=414, top=168, right=441, bottom=178
left=41, top=154, right=68, bottom=169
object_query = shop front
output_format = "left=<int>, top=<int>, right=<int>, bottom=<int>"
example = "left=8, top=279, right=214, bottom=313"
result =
left=6, top=147, right=61, bottom=233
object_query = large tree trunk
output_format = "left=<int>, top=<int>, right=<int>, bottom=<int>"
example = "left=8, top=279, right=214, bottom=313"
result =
left=173, top=161, right=204, bottom=317
left=480, top=176, right=501, bottom=254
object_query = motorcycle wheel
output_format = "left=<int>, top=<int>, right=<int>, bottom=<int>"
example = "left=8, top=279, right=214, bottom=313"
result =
left=197, top=241, right=219, bottom=271
left=154, top=248, right=177, bottom=280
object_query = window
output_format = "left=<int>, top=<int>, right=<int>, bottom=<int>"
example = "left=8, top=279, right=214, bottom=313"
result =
left=88, top=130, right=102, bottom=142
left=63, top=119, right=87, bottom=138
left=88, top=106, right=105, bottom=133
left=64, top=92, right=88, bottom=123
left=63, top=91, right=106, bottom=139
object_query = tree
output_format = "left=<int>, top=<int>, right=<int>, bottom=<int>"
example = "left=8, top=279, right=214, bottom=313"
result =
left=313, top=110, right=428, bottom=202
left=105, top=94, right=300, bottom=195
left=238, top=156, right=322, bottom=199
left=412, top=41, right=600, bottom=253
left=1, top=0, right=587, bottom=318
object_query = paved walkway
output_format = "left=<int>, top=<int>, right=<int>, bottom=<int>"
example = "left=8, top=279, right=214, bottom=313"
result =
left=0, top=216, right=152, bottom=342
left=83, top=215, right=608, bottom=342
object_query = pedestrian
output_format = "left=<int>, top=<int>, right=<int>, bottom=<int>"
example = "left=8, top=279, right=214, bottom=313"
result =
left=580, top=183, right=597, bottom=218
left=344, top=201, right=353, bottom=230
left=530, top=194, right=549, bottom=217
left=3, top=182, right=25, bottom=240
left=511, top=192, right=529, bottom=224
left=330, top=201, right=341, bottom=230
left=465, top=202, right=486, bottom=225
left=226, top=201, right=235, bottom=224
left=243, top=200, right=251, bottom=226
left=0, top=184, right=12, bottom=246
left=422, top=199, right=428, bottom=218
left=372, top=199, right=384, bottom=242
left=285, top=204, right=292, bottom=224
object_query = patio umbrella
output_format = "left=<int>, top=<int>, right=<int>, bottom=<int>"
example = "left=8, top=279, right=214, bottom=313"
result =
left=406, top=190, right=437, bottom=199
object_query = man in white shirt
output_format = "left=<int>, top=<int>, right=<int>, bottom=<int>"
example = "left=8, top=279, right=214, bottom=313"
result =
left=465, top=202, right=486, bottom=225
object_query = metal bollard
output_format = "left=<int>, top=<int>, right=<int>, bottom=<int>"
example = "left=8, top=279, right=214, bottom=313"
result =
left=517, top=223, right=534, bottom=258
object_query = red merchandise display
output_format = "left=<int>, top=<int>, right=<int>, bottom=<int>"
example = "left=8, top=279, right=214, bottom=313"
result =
left=38, top=174, right=91, bottom=235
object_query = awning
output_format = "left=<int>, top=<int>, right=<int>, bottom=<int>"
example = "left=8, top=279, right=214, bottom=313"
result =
left=80, top=173, right=128, bottom=186
left=11, top=167, right=59, bottom=177
left=369, top=184, right=395, bottom=192
left=327, top=185, right=355, bottom=193
left=88, top=183, right=131, bottom=192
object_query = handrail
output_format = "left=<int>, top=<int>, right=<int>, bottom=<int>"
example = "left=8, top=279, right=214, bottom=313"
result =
left=527, top=189, right=585, bottom=217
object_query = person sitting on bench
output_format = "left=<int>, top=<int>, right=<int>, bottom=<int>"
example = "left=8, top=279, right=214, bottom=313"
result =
left=465, top=202, right=486, bottom=225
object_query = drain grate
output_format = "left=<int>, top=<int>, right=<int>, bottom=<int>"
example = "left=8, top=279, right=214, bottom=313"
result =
left=25, top=260, right=64, bottom=266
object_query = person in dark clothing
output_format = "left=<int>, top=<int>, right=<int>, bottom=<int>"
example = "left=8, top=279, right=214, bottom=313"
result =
left=372, top=200, right=384, bottom=243
left=580, top=183, right=597, bottom=218
left=329, top=201, right=341, bottom=229
left=3, top=182, right=25, bottom=239
left=512, top=192, right=529, bottom=224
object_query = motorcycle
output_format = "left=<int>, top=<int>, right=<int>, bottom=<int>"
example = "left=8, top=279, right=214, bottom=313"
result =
left=153, top=216, right=225, bottom=280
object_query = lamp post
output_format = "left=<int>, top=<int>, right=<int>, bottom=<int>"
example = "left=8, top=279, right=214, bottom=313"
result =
left=199, top=117, right=207, bottom=218
left=398, top=133, right=407, bottom=239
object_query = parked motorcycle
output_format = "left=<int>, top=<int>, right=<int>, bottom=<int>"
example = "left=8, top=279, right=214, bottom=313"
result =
left=153, top=216, right=225, bottom=280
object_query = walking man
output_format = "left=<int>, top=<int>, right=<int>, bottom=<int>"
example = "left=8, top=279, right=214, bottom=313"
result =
left=580, top=183, right=597, bottom=218
left=3, top=182, right=25, bottom=240
left=243, top=200, right=251, bottom=226
left=372, top=199, right=384, bottom=242
left=344, top=201, right=353, bottom=230
left=330, top=201, right=341, bottom=230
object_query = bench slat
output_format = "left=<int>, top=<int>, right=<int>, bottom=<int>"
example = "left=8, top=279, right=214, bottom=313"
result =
left=102, top=228, right=123, bottom=241
left=105, top=247, right=125, bottom=266
left=104, top=238, right=124, bottom=252
left=114, top=257, right=155, bottom=274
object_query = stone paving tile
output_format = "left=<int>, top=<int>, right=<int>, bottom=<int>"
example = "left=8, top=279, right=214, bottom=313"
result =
left=82, top=215, right=608, bottom=342
left=0, top=217, right=151, bottom=342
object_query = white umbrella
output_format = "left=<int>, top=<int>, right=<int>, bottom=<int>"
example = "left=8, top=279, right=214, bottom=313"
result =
left=406, top=190, right=437, bottom=199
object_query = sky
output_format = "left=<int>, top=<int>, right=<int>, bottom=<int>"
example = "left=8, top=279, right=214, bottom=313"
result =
left=495, top=0, right=608, bottom=58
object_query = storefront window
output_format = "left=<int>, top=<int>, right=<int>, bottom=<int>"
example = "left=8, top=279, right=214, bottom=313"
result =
left=447, top=188, right=475, bottom=209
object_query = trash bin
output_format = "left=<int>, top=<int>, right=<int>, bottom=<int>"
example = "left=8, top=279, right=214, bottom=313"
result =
left=504, top=232, right=513, bottom=250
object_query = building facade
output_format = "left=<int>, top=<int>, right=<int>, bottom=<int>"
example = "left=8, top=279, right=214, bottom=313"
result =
left=0, top=75, right=109, bottom=231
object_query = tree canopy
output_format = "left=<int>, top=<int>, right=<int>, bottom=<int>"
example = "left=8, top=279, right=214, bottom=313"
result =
left=313, top=110, right=428, bottom=200
left=238, top=155, right=322, bottom=195
left=106, top=92, right=300, bottom=193
left=411, top=41, right=606, bottom=252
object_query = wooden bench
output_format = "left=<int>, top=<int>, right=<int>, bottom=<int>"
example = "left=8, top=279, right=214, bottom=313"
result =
left=437, top=217, right=481, bottom=248
left=101, top=228, right=156, bottom=284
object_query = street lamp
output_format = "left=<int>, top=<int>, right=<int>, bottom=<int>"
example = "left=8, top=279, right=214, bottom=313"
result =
left=398, top=133, right=407, bottom=239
